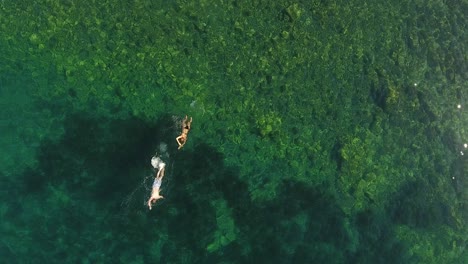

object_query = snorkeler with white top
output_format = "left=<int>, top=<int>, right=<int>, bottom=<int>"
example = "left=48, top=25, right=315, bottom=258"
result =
left=147, top=155, right=166, bottom=210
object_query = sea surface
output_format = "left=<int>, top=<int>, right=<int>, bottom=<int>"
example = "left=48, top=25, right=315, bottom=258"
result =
left=0, top=0, right=466, bottom=263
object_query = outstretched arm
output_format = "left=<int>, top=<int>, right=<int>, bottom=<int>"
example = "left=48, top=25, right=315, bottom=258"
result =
left=156, top=167, right=165, bottom=179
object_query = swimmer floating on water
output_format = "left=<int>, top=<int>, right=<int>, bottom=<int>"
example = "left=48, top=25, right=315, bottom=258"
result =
left=176, top=115, right=192, bottom=150
left=147, top=155, right=166, bottom=210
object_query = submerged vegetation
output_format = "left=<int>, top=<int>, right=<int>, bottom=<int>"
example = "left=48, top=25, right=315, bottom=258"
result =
left=0, top=0, right=466, bottom=263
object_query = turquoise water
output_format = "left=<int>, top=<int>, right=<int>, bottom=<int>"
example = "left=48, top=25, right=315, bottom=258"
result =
left=0, top=0, right=466, bottom=263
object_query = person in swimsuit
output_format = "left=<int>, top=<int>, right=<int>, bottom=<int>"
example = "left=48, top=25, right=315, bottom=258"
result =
left=147, top=155, right=166, bottom=210
left=176, top=115, right=193, bottom=150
